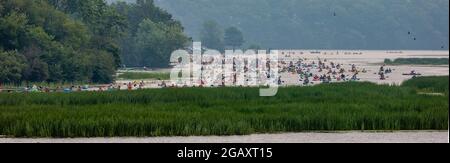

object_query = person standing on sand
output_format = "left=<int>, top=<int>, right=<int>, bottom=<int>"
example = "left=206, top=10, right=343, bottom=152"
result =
left=341, top=73, right=346, bottom=81
left=161, top=81, right=167, bottom=88
left=351, top=73, right=359, bottom=81
left=127, top=82, right=132, bottom=91
left=303, top=76, right=310, bottom=85
left=379, top=65, right=385, bottom=73
left=351, top=64, right=357, bottom=72
left=380, top=72, right=386, bottom=80
left=138, top=82, right=143, bottom=89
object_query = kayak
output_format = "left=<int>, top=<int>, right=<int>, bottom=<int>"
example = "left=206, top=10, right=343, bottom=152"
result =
left=402, top=73, right=422, bottom=76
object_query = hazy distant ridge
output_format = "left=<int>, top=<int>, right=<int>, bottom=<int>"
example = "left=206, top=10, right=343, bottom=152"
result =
left=151, top=0, right=448, bottom=50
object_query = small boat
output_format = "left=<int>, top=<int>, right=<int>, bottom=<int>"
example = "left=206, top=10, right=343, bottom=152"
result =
left=403, top=70, right=422, bottom=76
left=402, top=71, right=421, bottom=76
left=402, top=73, right=422, bottom=76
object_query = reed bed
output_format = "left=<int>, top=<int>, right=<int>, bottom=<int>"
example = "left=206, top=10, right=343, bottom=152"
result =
left=402, top=76, right=449, bottom=94
left=0, top=77, right=448, bottom=137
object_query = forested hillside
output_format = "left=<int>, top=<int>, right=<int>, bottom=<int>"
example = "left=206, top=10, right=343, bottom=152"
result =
left=0, top=0, right=126, bottom=83
left=0, top=0, right=189, bottom=84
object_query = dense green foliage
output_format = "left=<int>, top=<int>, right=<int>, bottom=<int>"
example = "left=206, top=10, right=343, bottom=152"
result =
left=402, top=76, right=449, bottom=94
left=0, top=0, right=125, bottom=84
left=111, top=0, right=190, bottom=68
left=0, top=77, right=448, bottom=137
left=385, top=58, right=449, bottom=65
left=200, top=20, right=225, bottom=52
left=1, top=0, right=190, bottom=83
left=224, top=27, right=245, bottom=50
left=152, top=0, right=449, bottom=50
left=117, top=72, right=170, bottom=80
left=0, top=51, right=26, bottom=83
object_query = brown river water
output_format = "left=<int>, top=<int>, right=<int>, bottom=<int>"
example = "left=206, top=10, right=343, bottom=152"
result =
left=1, top=131, right=448, bottom=143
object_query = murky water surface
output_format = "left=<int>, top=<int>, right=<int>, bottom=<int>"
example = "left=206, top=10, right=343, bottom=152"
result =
left=1, top=131, right=447, bottom=143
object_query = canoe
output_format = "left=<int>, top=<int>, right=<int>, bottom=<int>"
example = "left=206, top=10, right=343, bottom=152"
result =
left=402, top=73, right=422, bottom=76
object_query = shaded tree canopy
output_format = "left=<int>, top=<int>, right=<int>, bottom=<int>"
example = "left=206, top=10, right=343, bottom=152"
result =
left=224, top=27, right=245, bottom=50
left=1, top=0, right=122, bottom=84
left=0, top=51, right=26, bottom=83
left=1, top=0, right=189, bottom=84
left=200, top=20, right=224, bottom=52
left=111, top=0, right=190, bottom=68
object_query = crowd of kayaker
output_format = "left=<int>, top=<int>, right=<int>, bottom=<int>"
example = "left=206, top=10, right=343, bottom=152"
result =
left=1, top=57, right=425, bottom=93
left=276, top=58, right=366, bottom=86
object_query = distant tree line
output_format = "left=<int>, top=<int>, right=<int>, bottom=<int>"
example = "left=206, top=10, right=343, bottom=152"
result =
left=156, top=0, right=449, bottom=50
left=385, top=58, right=449, bottom=65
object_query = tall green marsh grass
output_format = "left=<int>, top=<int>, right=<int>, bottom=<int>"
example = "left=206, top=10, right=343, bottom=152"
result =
left=0, top=77, right=448, bottom=137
